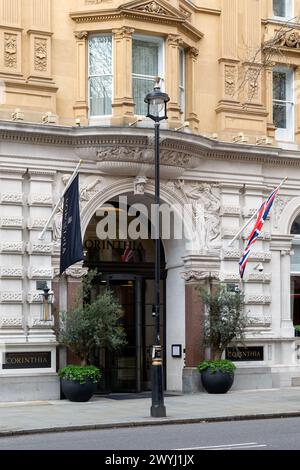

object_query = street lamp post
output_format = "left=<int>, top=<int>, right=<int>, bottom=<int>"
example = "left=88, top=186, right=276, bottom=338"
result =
left=144, top=78, right=170, bottom=418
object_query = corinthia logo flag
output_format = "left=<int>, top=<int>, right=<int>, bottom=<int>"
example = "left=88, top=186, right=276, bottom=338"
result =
left=59, top=174, right=84, bottom=275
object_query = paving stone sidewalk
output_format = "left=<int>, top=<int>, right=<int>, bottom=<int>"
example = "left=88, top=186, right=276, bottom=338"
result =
left=0, top=387, right=300, bottom=436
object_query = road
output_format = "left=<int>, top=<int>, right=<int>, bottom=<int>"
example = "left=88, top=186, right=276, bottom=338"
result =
left=0, top=417, right=300, bottom=450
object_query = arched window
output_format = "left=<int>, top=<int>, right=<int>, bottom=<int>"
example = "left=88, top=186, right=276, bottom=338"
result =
left=290, top=213, right=300, bottom=332
left=291, top=214, right=300, bottom=235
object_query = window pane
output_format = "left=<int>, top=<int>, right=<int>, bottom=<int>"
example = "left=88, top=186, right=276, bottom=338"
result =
left=132, top=40, right=158, bottom=76
left=273, top=102, right=287, bottom=128
left=273, top=72, right=287, bottom=100
left=273, top=0, right=286, bottom=17
left=89, top=36, right=112, bottom=75
left=89, top=76, right=112, bottom=116
left=133, top=77, right=154, bottom=116
left=291, top=215, right=300, bottom=234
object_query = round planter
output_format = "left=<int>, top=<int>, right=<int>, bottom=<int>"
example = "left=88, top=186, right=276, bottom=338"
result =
left=61, top=377, right=97, bottom=402
left=200, top=368, right=234, bottom=394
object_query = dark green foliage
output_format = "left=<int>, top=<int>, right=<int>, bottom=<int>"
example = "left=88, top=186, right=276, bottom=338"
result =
left=57, top=271, right=126, bottom=364
left=198, top=283, right=247, bottom=361
left=197, top=359, right=236, bottom=375
left=58, top=365, right=101, bottom=384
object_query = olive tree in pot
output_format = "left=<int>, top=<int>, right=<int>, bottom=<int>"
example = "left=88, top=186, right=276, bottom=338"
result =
left=197, top=283, right=247, bottom=394
left=57, top=272, right=126, bottom=402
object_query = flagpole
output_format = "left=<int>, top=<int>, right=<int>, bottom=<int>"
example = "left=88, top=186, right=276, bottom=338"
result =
left=228, top=176, right=288, bottom=247
left=38, top=160, right=83, bottom=241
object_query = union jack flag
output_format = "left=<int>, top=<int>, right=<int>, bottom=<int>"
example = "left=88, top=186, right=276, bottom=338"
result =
left=239, top=185, right=281, bottom=279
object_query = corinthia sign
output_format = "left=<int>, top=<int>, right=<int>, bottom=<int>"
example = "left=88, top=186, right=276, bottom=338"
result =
left=2, top=351, right=52, bottom=369
left=226, top=347, right=264, bottom=362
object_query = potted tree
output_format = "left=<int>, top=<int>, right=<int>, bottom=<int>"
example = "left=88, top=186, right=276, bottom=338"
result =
left=57, top=271, right=126, bottom=402
left=197, top=283, right=247, bottom=394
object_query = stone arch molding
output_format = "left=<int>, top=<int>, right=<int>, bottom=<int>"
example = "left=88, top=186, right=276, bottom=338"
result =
left=80, top=177, right=199, bottom=253
left=279, top=196, right=300, bottom=235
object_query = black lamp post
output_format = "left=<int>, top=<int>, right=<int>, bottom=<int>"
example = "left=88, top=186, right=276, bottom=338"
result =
left=144, top=77, right=170, bottom=418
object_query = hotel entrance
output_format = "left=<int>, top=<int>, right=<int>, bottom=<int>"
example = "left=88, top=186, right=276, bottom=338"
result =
left=83, top=206, right=166, bottom=393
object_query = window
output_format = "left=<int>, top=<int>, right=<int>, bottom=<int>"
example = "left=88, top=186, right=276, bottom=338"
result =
left=179, top=48, right=185, bottom=115
left=132, top=35, right=164, bottom=116
left=89, top=35, right=112, bottom=117
left=273, top=0, right=293, bottom=19
left=273, top=67, right=294, bottom=141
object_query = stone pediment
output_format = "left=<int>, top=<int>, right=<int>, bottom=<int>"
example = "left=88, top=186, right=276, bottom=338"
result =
left=119, top=0, right=186, bottom=22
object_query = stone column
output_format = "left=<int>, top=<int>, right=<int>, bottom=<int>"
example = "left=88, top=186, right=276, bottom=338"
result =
left=266, top=65, right=276, bottom=138
left=111, top=26, right=135, bottom=126
left=185, top=47, right=199, bottom=132
left=73, top=31, right=89, bottom=125
left=166, top=34, right=182, bottom=128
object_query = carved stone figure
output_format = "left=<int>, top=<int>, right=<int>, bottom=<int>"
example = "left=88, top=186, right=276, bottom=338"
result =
left=134, top=176, right=148, bottom=195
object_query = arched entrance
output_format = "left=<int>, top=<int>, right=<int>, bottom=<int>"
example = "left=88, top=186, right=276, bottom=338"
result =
left=291, top=213, right=300, bottom=332
left=83, top=198, right=167, bottom=393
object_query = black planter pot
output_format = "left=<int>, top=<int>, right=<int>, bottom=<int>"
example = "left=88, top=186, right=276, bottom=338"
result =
left=201, top=368, right=234, bottom=394
left=61, top=378, right=97, bottom=402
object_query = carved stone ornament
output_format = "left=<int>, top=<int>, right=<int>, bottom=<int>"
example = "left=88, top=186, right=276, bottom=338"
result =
left=219, top=272, right=240, bottom=282
left=65, top=266, right=89, bottom=279
left=0, top=242, right=24, bottom=253
left=74, top=31, right=88, bottom=40
left=27, top=292, right=42, bottom=304
left=34, top=38, right=47, bottom=72
left=0, top=317, right=23, bottom=328
left=28, top=217, right=49, bottom=230
left=273, top=196, right=291, bottom=229
left=175, top=181, right=221, bottom=251
left=246, top=68, right=259, bottom=101
left=247, top=273, right=272, bottom=283
left=134, top=176, right=148, bottom=195
left=28, top=268, right=53, bottom=279
left=136, top=1, right=168, bottom=16
left=4, top=33, right=17, bottom=68
left=27, top=242, right=53, bottom=255
left=167, top=34, right=183, bottom=47
left=245, top=295, right=271, bottom=305
left=113, top=27, right=135, bottom=39
left=28, top=194, right=53, bottom=206
left=182, top=271, right=219, bottom=282
left=188, top=47, right=199, bottom=59
left=224, top=65, right=236, bottom=97
left=0, top=216, right=23, bottom=228
left=280, top=30, right=300, bottom=48
left=0, top=193, right=23, bottom=204
left=0, top=291, right=23, bottom=303
left=0, top=267, right=24, bottom=279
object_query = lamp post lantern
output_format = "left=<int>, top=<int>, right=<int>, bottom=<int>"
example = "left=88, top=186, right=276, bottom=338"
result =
left=144, top=77, right=170, bottom=418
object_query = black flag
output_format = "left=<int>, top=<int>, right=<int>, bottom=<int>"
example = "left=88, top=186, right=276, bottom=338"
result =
left=59, top=174, right=84, bottom=275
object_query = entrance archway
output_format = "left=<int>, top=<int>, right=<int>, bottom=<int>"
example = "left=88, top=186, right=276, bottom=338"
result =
left=83, top=197, right=167, bottom=393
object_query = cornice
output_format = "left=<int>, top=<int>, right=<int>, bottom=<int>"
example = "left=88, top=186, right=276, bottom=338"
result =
left=1, top=121, right=300, bottom=168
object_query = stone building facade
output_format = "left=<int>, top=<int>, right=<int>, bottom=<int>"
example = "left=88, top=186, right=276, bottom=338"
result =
left=1, top=0, right=300, bottom=400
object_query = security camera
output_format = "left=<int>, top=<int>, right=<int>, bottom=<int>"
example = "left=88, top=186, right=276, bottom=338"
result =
left=254, top=263, right=264, bottom=273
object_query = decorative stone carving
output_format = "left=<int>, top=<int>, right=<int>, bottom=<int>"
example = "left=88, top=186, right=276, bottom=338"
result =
left=220, top=205, right=241, bottom=216
left=219, top=272, right=241, bottom=282
left=28, top=217, right=49, bottom=230
left=136, top=1, right=168, bottom=15
left=245, top=295, right=271, bottom=305
left=246, top=68, right=259, bottom=101
left=34, top=38, right=47, bottom=72
left=188, top=47, right=199, bottom=59
left=248, top=312, right=272, bottom=326
left=134, top=176, right=148, bottom=195
left=182, top=271, right=219, bottom=282
left=79, top=177, right=102, bottom=208
left=0, top=267, right=24, bottom=279
left=280, top=31, right=300, bottom=48
left=273, top=196, right=291, bottom=229
left=0, top=317, right=23, bottom=328
left=27, top=243, right=53, bottom=255
left=74, top=31, right=88, bottom=40
left=247, top=273, right=272, bottom=283
left=0, top=242, right=24, bottom=253
left=222, top=228, right=239, bottom=239
left=0, top=216, right=23, bottom=228
left=175, top=180, right=221, bottom=250
left=4, top=33, right=17, bottom=68
left=222, top=249, right=272, bottom=261
left=167, top=34, right=183, bottom=47
left=179, top=6, right=192, bottom=20
left=224, top=65, right=236, bottom=97
left=27, top=292, right=42, bottom=304
left=65, top=266, right=89, bottom=278
left=0, top=193, right=23, bottom=204
left=0, top=292, right=23, bottom=303
left=31, top=318, right=54, bottom=328
left=222, top=249, right=241, bottom=259
left=28, top=194, right=52, bottom=206
left=113, top=26, right=135, bottom=39
left=28, top=268, right=53, bottom=279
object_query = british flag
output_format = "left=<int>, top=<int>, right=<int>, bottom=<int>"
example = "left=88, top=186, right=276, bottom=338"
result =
left=239, top=185, right=281, bottom=279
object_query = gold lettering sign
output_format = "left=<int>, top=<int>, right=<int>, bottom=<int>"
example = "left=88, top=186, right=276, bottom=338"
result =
left=225, top=347, right=264, bottom=362
left=3, top=352, right=51, bottom=369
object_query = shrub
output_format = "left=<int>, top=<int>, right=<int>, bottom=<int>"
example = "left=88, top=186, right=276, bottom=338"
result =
left=197, top=359, right=236, bottom=375
left=58, top=365, right=101, bottom=384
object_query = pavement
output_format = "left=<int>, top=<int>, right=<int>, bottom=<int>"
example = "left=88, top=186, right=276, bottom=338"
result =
left=1, top=387, right=300, bottom=437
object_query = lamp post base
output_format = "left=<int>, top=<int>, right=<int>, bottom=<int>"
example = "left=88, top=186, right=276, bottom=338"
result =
left=150, top=359, right=166, bottom=418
